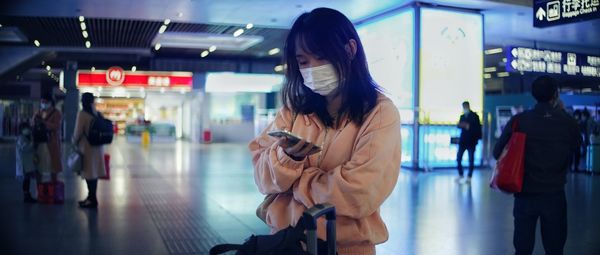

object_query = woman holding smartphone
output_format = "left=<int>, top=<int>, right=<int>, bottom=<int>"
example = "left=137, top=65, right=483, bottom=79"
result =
left=249, top=8, right=401, bottom=255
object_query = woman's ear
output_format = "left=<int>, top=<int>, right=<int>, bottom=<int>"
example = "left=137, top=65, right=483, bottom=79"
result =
left=345, top=39, right=357, bottom=60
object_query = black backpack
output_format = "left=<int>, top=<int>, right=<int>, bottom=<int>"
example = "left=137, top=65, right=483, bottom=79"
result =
left=87, top=112, right=113, bottom=146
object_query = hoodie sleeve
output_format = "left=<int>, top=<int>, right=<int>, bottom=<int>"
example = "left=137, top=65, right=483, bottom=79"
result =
left=292, top=101, right=402, bottom=219
left=249, top=107, right=306, bottom=195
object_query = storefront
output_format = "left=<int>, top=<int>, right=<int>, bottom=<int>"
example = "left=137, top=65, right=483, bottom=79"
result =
left=76, top=66, right=194, bottom=142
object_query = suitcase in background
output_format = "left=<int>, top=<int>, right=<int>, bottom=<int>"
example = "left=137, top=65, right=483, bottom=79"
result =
left=99, top=154, right=110, bottom=180
left=587, top=143, right=600, bottom=174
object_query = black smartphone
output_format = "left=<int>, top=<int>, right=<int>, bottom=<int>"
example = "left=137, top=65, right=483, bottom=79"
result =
left=267, top=130, right=322, bottom=155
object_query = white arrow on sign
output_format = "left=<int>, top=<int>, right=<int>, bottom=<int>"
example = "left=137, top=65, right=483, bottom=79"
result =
left=511, top=60, right=518, bottom=69
left=536, top=7, right=546, bottom=21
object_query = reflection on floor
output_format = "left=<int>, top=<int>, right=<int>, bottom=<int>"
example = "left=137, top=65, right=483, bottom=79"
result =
left=1, top=138, right=599, bottom=255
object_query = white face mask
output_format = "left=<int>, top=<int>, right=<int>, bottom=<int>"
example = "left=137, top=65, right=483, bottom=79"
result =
left=463, top=109, right=470, bottom=115
left=41, top=103, right=49, bottom=110
left=300, top=64, right=339, bottom=96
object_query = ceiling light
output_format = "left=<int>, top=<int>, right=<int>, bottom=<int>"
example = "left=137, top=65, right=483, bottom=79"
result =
left=274, top=65, right=284, bottom=72
left=34, top=40, right=40, bottom=47
left=80, top=22, right=86, bottom=31
left=497, top=72, right=510, bottom=77
left=502, top=58, right=507, bottom=63
left=201, top=50, right=209, bottom=58
left=85, top=41, right=91, bottom=48
left=154, top=43, right=161, bottom=50
left=79, top=16, right=85, bottom=22
left=484, top=48, right=503, bottom=55
left=268, top=48, right=280, bottom=55
left=47, top=71, right=52, bottom=76
left=164, top=19, right=171, bottom=25
left=159, top=25, right=167, bottom=34
left=246, top=23, right=254, bottom=29
left=484, top=67, right=497, bottom=73
left=82, top=31, right=88, bottom=38
left=131, top=66, right=137, bottom=72
left=233, top=28, right=244, bottom=37
left=209, top=45, right=216, bottom=52
left=91, top=67, right=95, bottom=71
left=0, top=24, right=3, bottom=28
left=46, top=65, right=51, bottom=71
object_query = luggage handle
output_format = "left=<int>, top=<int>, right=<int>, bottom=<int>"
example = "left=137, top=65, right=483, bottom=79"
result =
left=303, top=203, right=336, bottom=255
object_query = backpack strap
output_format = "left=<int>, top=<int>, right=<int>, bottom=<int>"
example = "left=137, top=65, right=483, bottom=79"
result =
left=209, top=243, right=246, bottom=255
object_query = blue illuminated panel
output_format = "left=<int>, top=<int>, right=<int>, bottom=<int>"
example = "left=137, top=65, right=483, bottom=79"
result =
left=418, top=125, right=482, bottom=168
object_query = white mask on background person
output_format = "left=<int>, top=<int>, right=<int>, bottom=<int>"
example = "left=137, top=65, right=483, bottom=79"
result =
left=463, top=109, right=470, bottom=115
left=300, top=64, right=339, bottom=96
left=22, top=129, right=31, bottom=136
left=40, top=103, right=49, bottom=110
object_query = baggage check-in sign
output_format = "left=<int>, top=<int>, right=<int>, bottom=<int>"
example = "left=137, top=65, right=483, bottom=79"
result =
left=534, top=0, right=600, bottom=27
left=506, top=46, right=600, bottom=77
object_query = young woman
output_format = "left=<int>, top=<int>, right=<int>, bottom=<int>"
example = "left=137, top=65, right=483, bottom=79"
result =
left=249, top=8, right=401, bottom=255
left=33, top=94, right=63, bottom=182
left=72, top=93, right=106, bottom=208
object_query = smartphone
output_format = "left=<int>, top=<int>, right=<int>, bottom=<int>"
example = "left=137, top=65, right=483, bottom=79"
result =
left=268, top=130, right=322, bottom=155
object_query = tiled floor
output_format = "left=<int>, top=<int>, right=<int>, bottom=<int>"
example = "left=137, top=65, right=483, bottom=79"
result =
left=1, top=138, right=599, bottom=255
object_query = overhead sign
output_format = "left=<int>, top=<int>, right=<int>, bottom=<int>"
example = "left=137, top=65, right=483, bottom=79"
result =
left=77, top=67, right=193, bottom=90
left=506, top=46, right=600, bottom=77
left=534, top=0, right=600, bottom=27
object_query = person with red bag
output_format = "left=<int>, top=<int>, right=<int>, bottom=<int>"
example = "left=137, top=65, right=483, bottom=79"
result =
left=493, top=76, right=581, bottom=255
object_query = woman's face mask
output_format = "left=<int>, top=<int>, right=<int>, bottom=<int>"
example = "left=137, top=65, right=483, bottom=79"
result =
left=40, top=103, right=49, bottom=110
left=300, top=64, right=339, bottom=96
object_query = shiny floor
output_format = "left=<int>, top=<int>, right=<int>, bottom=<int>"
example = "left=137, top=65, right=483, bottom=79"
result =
left=1, top=138, right=599, bottom=255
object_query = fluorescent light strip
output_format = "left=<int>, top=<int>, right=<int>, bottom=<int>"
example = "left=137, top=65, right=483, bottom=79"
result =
left=497, top=72, right=510, bottom=77
left=268, top=48, right=280, bottom=55
left=233, top=28, right=244, bottom=37
left=484, top=67, right=497, bottom=72
left=484, top=48, right=503, bottom=55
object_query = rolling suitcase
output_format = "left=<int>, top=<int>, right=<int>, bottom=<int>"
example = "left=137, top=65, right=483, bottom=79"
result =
left=209, top=203, right=337, bottom=255
left=587, top=142, right=600, bottom=174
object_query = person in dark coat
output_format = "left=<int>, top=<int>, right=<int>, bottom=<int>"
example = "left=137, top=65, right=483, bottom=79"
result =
left=456, top=101, right=482, bottom=183
left=494, top=75, right=581, bottom=255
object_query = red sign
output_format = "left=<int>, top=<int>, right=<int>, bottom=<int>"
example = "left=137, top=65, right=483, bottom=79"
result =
left=77, top=67, right=193, bottom=90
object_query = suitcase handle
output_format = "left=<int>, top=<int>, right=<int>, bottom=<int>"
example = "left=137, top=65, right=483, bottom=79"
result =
left=303, top=203, right=336, bottom=255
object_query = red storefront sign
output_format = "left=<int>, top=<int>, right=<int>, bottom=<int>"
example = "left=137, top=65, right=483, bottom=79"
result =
left=77, top=66, right=193, bottom=89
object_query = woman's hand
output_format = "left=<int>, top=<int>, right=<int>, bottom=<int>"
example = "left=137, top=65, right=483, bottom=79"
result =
left=277, top=137, right=318, bottom=161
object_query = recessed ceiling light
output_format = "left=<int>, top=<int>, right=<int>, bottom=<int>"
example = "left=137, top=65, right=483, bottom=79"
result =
left=209, top=45, right=216, bottom=52
left=268, top=48, right=280, bottom=55
left=91, top=67, right=96, bottom=71
left=0, top=24, right=3, bottom=28
left=233, top=28, right=244, bottom=37
left=131, top=66, right=137, bottom=72
left=154, top=43, right=161, bottom=50
left=159, top=25, right=167, bottom=34
left=164, top=19, right=171, bottom=25
left=79, top=16, right=85, bottom=22
left=201, top=50, right=209, bottom=58
left=246, top=23, right=254, bottom=29
left=46, top=65, right=51, bottom=71
left=34, top=40, right=40, bottom=47
left=82, top=31, right=88, bottom=38
left=80, top=22, right=86, bottom=31
left=85, top=41, right=91, bottom=48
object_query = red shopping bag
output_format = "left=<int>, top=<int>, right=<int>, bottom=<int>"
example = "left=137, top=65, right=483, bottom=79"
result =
left=490, top=119, right=526, bottom=193
left=37, top=182, right=55, bottom=204
left=99, top=154, right=110, bottom=180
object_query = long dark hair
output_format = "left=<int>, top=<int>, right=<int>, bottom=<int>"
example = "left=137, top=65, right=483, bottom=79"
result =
left=282, top=7, right=380, bottom=127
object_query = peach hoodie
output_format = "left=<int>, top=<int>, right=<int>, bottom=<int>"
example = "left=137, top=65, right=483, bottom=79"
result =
left=249, top=93, right=401, bottom=255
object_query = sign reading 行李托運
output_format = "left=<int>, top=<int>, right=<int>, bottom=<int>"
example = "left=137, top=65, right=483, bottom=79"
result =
left=533, top=0, right=599, bottom=28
